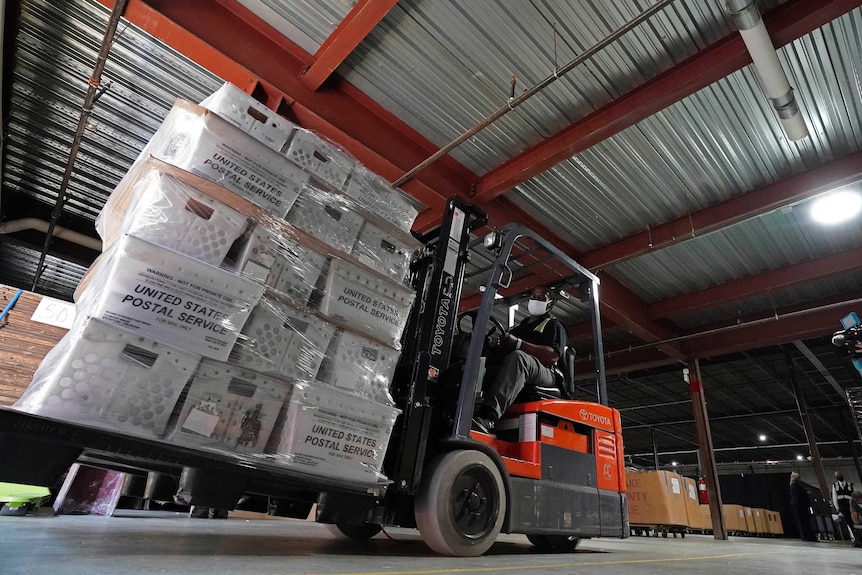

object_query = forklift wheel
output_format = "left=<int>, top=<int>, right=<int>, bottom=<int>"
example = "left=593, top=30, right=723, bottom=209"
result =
left=324, top=522, right=383, bottom=540
left=527, top=534, right=579, bottom=552
left=415, top=450, right=505, bottom=557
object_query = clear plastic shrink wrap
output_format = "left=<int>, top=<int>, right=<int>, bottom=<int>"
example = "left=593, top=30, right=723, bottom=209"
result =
left=97, top=171, right=249, bottom=265
left=199, top=82, right=298, bottom=152
left=229, top=295, right=336, bottom=382
left=171, top=359, right=290, bottom=454
left=15, top=317, right=201, bottom=439
left=320, top=258, right=414, bottom=346
left=344, top=166, right=419, bottom=233
left=136, top=99, right=308, bottom=218
left=285, top=181, right=419, bottom=282
left=18, top=84, right=422, bottom=485
left=264, top=383, right=400, bottom=483
left=74, top=233, right=264, bottom=361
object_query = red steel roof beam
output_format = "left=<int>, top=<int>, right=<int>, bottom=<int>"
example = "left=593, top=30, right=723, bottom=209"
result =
left=598, top=272, right=686, bottom=362
left=578, top=290, right=862, bottom=375
left=473, top=0, right=862, bottom=203
left=648, top=247, right=862, bottom=320
left=300, top=0, right=400, bottom=92
left=583, top=152, right=862, bottom=270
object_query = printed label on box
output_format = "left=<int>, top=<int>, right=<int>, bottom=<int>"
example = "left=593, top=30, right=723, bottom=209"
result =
left=84, top=236, right=264, bottom=360
left=671, top=477, right=681, bottom=494
left=150, top=102, right=308, bottom=218
left=182, top=402, right=221, bottom=437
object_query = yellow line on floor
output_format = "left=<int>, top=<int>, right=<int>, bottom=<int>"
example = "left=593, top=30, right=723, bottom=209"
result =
left=274, top=549, right=802, bottom=575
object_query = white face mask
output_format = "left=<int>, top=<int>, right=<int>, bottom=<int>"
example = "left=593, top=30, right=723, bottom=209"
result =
left=527, top=299, right=550, bottom=316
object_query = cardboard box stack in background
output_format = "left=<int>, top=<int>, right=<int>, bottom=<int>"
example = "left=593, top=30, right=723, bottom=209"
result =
left=15, top=83, right=423, bottom=485
left=683, top=477, right=707, bottom=530
left=752, top=508, right=767, bottom=534
left=722, top=504, right=747, bottom=532
left=743, top=506, right=755, bottom=533
left=700, top=504, right=713, bottom=531
left=626, top=470, right=688, bottom=526
left=766, top=510, right=784, bottom=535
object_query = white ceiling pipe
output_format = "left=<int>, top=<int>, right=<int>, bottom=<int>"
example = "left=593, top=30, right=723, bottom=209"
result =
left=0, top=218, right=102, bottom=251
left=725, top=0, right=809, bottom=141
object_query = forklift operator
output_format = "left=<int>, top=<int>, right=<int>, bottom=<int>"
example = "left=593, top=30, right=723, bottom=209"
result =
left=472, top=286, right=568, bottom=434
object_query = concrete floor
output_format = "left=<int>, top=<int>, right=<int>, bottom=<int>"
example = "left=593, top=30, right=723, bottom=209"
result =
left=1, top=511, right=860, bottom=575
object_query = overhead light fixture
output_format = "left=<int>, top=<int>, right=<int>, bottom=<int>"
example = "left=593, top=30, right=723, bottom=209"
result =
left=671, top=461, right=678, bottom=467
left=758, top=434, right=767, bottom=442
left=796, top=454, right=804, bottom=461
left=725, top=0, right=808, bottom=141
left=811, top=190, right=862, bottom=225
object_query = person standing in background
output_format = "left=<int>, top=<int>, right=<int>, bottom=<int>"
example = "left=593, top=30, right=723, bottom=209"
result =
left=832, top=470, right=855, bottom=542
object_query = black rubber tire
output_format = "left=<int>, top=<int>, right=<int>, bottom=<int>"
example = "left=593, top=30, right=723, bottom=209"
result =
left=324, top=522, right=383, bottom=540
left=527, top=533, right=580, bottom=551
left=544, top=535, right=580, bottom=551
left=526, top=533, right=552, bottom=548
left=415, top=450, right=506, bottom=557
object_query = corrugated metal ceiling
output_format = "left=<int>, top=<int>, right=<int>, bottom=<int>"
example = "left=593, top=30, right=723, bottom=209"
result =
left=3, top=0, right=223, bottom=224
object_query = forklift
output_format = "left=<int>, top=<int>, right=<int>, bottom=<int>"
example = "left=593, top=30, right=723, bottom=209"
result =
left=317, top=197, right=628, bottom=555
left=0, top=197, right=627, bottom=557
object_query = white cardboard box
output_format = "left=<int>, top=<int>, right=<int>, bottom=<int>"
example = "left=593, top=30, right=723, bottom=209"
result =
left=16, top=318, right=201, bottom=439
left=319, top=258, right=414, bottom=347
left=230, top=296, right=336, bottom=381
left=200, top=82, right=297, bottom=152
left=143, top=100, right=308, bottom=218
left=271, top=384, right=399, bottom=482
left=172, top=359, right=290, bottom=454
left=76, top=235, right=264, bottom=361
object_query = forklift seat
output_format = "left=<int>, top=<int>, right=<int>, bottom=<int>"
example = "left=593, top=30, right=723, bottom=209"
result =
left=515, top=347, right=575, bottom=402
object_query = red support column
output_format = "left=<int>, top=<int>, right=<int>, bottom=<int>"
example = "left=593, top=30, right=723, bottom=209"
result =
left=688, top=360, right=727, bottom=540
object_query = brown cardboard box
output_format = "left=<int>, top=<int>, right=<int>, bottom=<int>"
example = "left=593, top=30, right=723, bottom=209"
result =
left=626, top=470, right=688, bottom=526
left=700, top=504, right=713, bottom=531
left=723, top=504, right=746, bottom=532
left=752, top=508, right=768, bottom=534
left=683, top=477, right=706, bottom=529
left=766, top=510, right=784, bottom=535
left=743, top=506, right=754, bottom=533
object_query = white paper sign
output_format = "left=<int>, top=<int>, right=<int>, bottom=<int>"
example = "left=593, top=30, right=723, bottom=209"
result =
left=31, top=297, right=77, bottom=329
left=671, top=477, right=681, bottom=494
left=182, top=402, right=221, bottom=437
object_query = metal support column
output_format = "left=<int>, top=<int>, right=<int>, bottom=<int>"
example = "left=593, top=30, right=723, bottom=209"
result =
left=651, top=427, right=660, bottom=470
left=786, top=351, right=831, bottom=504
left=688, top=360, right=727, bottom=540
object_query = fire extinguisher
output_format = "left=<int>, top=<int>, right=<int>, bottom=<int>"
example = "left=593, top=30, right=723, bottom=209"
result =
left=698, top=476, right=709, bottom=504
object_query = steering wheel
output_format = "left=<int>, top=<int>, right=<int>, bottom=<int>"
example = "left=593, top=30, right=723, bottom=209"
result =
left=485, top=316, right=507, bottom=350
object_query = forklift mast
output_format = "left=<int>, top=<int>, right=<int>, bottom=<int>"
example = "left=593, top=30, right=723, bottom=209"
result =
left=390, top=197, right=487, bottom=493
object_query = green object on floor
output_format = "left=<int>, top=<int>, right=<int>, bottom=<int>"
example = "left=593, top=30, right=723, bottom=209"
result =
left=0, top=482, right=50, bottom=505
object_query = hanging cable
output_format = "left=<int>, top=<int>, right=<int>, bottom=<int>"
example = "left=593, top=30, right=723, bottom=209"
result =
left=392, top=0, right=678, bottom=188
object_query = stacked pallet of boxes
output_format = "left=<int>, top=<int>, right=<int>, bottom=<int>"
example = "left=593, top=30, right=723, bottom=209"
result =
left=699, top=504, right=713, bottom=532
left=14, top=83, right=421, bottom=485
left=766, top=510, right=784, bottom=536
left=722, top=504, right=748, bottom=534
left=751, top=507, right=768, bottom=535
left=626, top=470, right=688, bottom=534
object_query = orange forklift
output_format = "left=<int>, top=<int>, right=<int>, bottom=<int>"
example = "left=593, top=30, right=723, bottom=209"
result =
left=318, top=197, right=628, bottom=555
